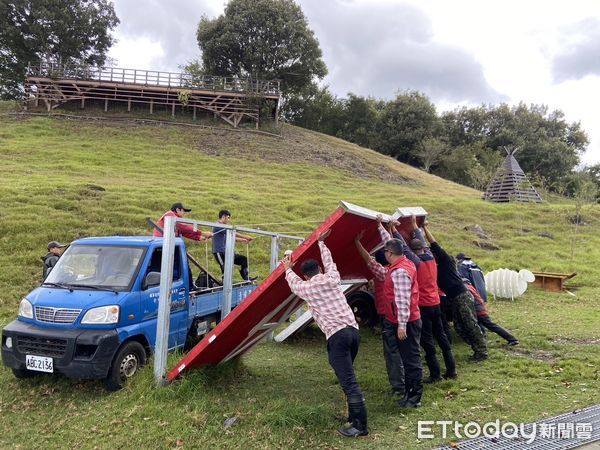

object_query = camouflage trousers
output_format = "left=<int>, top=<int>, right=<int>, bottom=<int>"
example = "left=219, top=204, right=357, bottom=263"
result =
left=450, top=290, right=488, bottom=357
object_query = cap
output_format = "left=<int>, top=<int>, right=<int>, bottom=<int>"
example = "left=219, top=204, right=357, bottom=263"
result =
left=48, top=241, right=67, bottom=250
left=456, top=252, right=469, bottom=260
left=171, top=202, right=191, bottom=212
left=409, top=239, right=424, bottom=251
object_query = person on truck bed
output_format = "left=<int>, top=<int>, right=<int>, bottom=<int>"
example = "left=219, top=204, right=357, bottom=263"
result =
left=283, top=229, right=368, bottom=438
left=153, top=203, right=214, bottom=241
left=42, top=241, right=67, bottom=280
left=212, top=209, right=256, bottom=281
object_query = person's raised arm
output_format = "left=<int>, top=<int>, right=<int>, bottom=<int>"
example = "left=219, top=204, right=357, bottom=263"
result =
left=354, top=230, right=371, bottom=264
left=355, top=230, right=386, bottom=281
left=423, top=221, right=436, bottom=244
left=317, top=229, right=341, bottom=284
left=283, top=254, right=309, bottom=297
left=376, top=214, right=392, bottom=244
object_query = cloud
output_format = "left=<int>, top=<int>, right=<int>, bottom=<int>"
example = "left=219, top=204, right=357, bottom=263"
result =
left=111, top=0, right=222, bottom=70
left=552, top=18, right=600, bottom=83
left=298, top=0, right=505, bottom=103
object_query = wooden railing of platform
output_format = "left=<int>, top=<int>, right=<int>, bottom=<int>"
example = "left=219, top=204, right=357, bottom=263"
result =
left=24, top=61, right=281, bottom=128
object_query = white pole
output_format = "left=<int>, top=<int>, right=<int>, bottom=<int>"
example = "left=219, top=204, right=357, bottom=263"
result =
left=220, top=228, right=236, bottom=321
left=269, top=235, right=280, bottom=273
left=154, top=215, right=176, bottom=386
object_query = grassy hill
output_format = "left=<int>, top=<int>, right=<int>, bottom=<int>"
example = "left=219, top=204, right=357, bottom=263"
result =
left=0, top=104, right=599, bottom=449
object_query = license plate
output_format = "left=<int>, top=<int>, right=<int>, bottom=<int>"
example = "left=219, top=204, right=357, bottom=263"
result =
left=25, top=355, right=54, bottom=373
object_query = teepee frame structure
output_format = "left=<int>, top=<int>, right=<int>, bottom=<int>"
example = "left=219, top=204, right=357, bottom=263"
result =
left=483, top=147, right=542, bottom=203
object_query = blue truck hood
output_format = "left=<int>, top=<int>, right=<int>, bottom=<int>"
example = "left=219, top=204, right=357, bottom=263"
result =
left=27, top=286, right=127, bottom=310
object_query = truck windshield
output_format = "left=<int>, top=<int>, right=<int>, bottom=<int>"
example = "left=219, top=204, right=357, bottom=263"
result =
left=44, top=245, right=145, bottom=291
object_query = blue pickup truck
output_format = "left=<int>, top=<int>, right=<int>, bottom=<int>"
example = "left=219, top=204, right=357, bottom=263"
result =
left=1, top=235, right=256, bottom=390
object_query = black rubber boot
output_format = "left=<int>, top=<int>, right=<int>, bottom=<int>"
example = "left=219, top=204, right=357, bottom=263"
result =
left=398, top=379, right=423, bottom=408
left=338, top=395, right=368, bottom=437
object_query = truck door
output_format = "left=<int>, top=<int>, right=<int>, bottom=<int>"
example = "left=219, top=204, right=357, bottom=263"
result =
left=140, top=245, right=188, bottom=349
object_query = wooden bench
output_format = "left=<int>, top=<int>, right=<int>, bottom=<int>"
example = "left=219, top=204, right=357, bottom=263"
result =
left=531, top=271, right=577, bottom=292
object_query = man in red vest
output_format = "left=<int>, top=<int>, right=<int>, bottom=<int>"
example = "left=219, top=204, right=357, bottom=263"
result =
left=399, top=215, right=457, bottom=382
left=355, top=238, right=405, bottom=398
left=357, top=217, right=424, bottom=408
left=153, top=203, right=214, bottom=241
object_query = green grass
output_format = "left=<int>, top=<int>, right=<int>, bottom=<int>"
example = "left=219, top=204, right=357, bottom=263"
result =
left=0, top=104, right=599, bottom=449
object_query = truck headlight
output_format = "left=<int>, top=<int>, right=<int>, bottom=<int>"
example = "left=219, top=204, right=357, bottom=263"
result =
left=81, top=305, right=120, bottom=324
left=18, top=298, right=33, bottom=319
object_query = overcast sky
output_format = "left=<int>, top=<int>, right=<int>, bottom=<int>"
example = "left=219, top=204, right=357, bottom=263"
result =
left=108, top=0, right=600, bottom=165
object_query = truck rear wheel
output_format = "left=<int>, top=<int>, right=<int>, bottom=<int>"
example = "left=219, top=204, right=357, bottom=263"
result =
left=104, top=341, right=147, bottom=391
left=347, top=291, right=377, bottom=328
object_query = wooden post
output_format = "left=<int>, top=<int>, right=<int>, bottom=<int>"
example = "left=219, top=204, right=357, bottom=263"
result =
left=150, top=99, right=153, bottom=114
left=127, top=97, right=131, bottom=112
left=171, top=102, right=175, bottom=117
left=80, top=98, right=85, bottom=109
left=35, top=90, right=39, bottom=108
left=104, top=98, right=108, bottom=112
left=193, top=105, right=196, bottom=120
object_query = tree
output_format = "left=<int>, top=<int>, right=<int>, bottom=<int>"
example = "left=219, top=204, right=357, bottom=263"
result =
left=195, top=0, right=327, bottom=95
left=0, top=0, right=119, bottom=100
left=283, top=83, right=344, bottom=135
left=440, top=103, right=589, bottom=191
left=375, top=91, right=440, bottom=164
left=336, top=94, right=383, bottom=150
left=416, top=137, right=448, bottom=173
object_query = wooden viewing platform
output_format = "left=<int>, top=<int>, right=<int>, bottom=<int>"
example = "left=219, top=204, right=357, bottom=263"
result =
left=23, top=61, right=281, bottom=128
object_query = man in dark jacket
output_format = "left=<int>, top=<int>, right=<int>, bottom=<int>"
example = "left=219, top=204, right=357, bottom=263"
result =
left=422, top=223, right=488, bottom=362
left=465, top=281, right=519, bottom=346
left=395, top=216, right=457, bottom=382
left=457, top=253, right=487, bottom=302
left=42, top=241, right=67, bottom=280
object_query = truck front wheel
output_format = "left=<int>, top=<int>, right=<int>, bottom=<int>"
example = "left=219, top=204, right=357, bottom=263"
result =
left=104, top=341, right=147, bottom=391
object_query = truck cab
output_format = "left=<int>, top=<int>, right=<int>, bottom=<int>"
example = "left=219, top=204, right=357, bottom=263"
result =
left=1, top=236, right=256, bottom=390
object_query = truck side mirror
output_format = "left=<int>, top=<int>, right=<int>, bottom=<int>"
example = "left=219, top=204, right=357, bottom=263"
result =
left=143, top=271, right=161, bottom=290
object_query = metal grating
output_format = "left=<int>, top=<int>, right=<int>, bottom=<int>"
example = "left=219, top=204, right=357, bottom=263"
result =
left=35, top=306, right=82, bottom=324
left=435, top=403, right=600, bottom=450
left=16, top=335, right=68, bottom=358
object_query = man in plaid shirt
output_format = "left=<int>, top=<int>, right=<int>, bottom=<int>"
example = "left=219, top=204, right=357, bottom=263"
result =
left=284, top=229, right=368, bottom=438
left=356, top=217, right=423, bottom=408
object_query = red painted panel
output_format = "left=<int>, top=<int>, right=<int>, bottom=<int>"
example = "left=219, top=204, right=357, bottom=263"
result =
left=167, top=203, right=422, bottom=381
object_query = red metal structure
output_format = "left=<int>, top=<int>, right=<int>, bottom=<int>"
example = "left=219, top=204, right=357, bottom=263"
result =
left=167, top=202, right=425, bottom=381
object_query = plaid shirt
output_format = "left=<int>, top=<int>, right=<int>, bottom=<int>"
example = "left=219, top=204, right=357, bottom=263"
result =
left=366, top=225, right=413, bottom=331
left=285, top=241, right=358, bottom=340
